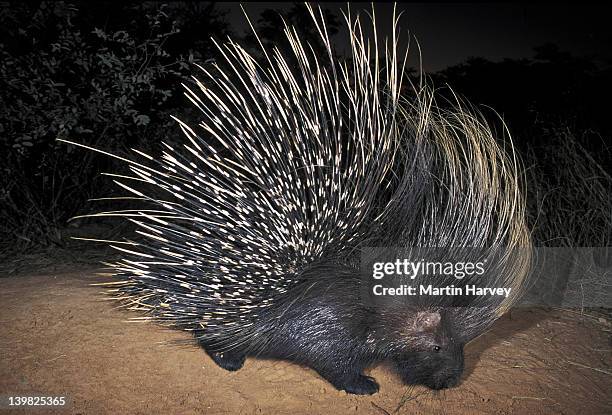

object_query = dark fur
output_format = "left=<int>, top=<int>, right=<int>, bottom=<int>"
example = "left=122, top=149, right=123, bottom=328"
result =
left=196, top=264, right=465, bottom=395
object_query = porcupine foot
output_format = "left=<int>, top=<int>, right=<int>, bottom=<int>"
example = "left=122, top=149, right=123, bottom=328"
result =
left=318, top=369, right=380, bottom=395
left=339, top=375, right=380, bottom=395
left=206, top=350, right=246, bottom=371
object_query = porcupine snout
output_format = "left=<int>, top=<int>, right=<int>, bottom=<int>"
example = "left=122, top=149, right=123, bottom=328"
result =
left=428, top=344, right=465, bottom=390
left=391, top=310, right=467, bottom=391
left=395, top=342, right=465, bottom=390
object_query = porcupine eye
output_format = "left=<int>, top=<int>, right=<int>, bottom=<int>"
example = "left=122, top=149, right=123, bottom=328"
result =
left=432, top=345, right=441, bottom=352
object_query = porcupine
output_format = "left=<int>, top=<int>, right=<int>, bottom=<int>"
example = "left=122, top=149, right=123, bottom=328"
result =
left=62, top=5, right=532, bottom=395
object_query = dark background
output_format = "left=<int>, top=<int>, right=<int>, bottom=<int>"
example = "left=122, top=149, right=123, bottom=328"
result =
left=232, top=3, right=612, bottom=72
left=0, top=2, right=610, bottom=260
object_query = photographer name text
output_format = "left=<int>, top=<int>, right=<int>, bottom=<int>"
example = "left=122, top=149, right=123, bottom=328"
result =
left=372, top=284, right=512, bottom=298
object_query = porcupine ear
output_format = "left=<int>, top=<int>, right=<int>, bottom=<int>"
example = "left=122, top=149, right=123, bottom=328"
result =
left=412, top=311, right=441, bottom=333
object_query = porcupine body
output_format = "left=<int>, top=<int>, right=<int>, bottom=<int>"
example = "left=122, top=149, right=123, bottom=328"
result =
left=64, top=5, right=532, bottom=395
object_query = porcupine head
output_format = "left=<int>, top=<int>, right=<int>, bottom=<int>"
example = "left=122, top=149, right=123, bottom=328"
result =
left=63, top=3, right=531, bottom=396
left=373, top=302, right=466, bottom=391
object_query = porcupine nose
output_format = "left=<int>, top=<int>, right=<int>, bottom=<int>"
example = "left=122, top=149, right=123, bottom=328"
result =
left=434, top=346, right=465, bottom=389
left=448, top=346, right=465, bottom=388
left=442, top=368, right=463, bottom=388
left=430, top=368, right=463, bottom=390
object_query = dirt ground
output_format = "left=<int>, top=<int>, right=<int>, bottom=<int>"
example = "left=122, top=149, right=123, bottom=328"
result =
left=0, top=271, right=610, bottom=415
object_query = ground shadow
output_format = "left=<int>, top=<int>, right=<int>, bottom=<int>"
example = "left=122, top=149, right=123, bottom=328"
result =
left=462, top=307, right=549, bottom=380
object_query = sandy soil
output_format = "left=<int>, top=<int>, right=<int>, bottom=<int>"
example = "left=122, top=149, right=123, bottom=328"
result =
left=0, top=271, right=610, bottom=415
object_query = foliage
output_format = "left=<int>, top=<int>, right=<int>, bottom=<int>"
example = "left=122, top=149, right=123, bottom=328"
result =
left=0, top=1, right=227, bottom=250
left=524, top=125, right=611, bottom=247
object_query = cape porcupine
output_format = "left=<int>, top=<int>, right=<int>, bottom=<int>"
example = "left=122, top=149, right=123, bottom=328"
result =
left=62, top=4, right=532, bottom=395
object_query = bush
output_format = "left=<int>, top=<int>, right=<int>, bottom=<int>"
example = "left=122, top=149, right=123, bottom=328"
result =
left=0, top=1, right=226, bottom=251
left=524, top=125, right=611, bottom=247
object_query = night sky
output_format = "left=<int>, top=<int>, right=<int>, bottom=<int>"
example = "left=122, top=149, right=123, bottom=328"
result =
left=223, top=3, right=612, bottom=71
